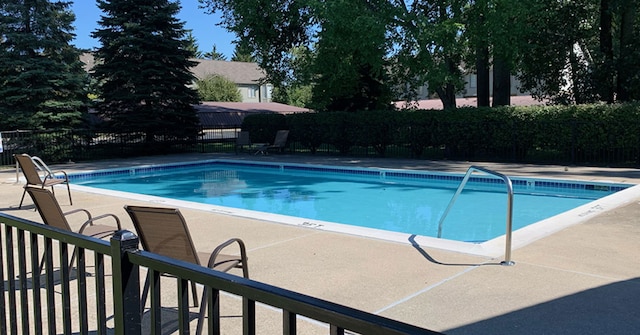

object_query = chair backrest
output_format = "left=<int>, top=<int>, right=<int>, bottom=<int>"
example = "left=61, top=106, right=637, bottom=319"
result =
left=26, top=187, right=72, bottom=231
left=236, top=131, right=251, bottom=146
left=15, top=154, right=44, bottom=185
left=124, top=205, right=200, bottom=265
left=272, top=130, right=289, bottom=147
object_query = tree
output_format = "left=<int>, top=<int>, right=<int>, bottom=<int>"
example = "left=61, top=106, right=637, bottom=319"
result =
left=196, top=74, right=241, bottom=101
left=203, top=44, right=226, bottom=60
left=201, top=0, right=395, bottom=111
left=91, top=0, right=200, bottom=142
left=389, top=0, right=468, bottom=109
left=184, top=31, right=203, bottom=58
left=311, top=0, right=393, bottom=111
left=199, top=0, right=314, bottom=88
left=0, top=0, right=88, bottom=130
left=230, top=39, right=254, bottom=62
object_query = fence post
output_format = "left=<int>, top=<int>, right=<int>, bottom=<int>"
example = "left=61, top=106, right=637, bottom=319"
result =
left=111, top=230, right=141, bottom=335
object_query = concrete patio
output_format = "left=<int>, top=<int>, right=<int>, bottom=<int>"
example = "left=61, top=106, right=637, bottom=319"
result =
left=1, top=153, right=638, bottom=334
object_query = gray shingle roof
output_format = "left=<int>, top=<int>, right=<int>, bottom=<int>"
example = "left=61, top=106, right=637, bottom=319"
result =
left=79, top=53, right=265, bottom=85
left=190, top=59, right=265, bottom=84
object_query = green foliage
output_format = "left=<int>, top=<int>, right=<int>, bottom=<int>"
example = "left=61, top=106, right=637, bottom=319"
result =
left=230, top=39, right=255, bottom=62
left=196, top=74, right=242, bottom=102
left=91, top=0, right=200, bottom=142
left=310, top=0, right=394, bottom=111
left=240, top=113, right=287, bottom=143
left=0, top=0, right=89, bottom=130
left=184, top=31, right=203, bottom=58
left=203, top=44, right=227, bottom=60
left=239, top=103, right=640, bottom=164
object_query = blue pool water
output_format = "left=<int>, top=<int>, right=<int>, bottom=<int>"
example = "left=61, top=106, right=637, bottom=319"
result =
left=72, top=160, right=631, bottom=243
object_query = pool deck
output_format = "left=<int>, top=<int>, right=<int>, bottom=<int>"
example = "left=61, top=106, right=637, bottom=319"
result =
left=1, top=153, right=639, bottom=334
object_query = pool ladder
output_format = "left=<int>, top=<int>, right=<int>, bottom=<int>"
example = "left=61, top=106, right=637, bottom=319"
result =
left=437, top=166, right=515, bottom=266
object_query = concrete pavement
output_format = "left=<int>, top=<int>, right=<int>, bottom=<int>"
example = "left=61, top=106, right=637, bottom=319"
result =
left=1, top=153, right=638, bottom=334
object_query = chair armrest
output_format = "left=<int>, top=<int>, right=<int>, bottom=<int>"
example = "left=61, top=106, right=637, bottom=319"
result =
left=78, top=213, right=122, bottom=234
left=63, top=208, right=93, bottom=221
left=43, top=170, right=69, bottom=182
left=207, top=238, right=248, bottom=275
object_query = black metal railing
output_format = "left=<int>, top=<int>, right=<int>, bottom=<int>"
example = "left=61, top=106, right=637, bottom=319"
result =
left=2, top=122, right=640, bottom=168
left=0, top=212, right=441, bottom=334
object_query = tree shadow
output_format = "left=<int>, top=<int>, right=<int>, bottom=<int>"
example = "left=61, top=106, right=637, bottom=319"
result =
left=444, top=277, right=640, bottom=335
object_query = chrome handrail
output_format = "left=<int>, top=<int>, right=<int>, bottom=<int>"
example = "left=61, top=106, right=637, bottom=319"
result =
left=437, top=165, right=515, bottom=265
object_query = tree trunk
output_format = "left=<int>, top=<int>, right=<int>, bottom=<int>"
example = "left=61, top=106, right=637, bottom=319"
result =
left=436, top=85, right=457, bottom=110
left=476, top=46, right=490, bottom=107
left=492, top=57, right=511, bottom=107
left=616, top=1, right=637, bottom=101
left=599, top=0, right=615, bottom=103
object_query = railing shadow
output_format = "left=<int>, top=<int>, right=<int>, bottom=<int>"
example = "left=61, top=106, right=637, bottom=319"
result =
left=408, top=235, right=503, bottom=267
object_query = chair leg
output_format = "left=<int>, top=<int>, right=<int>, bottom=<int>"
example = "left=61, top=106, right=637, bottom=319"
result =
left=191, top=281, right=199, bottom=307
left=141, top=274, right=150, bottom=315
left=65, top=182, right=72, bottom=205
left=196, top=286, right=220, bottom=335
left=19, top=188, right=27, bottom=209
left=38, top=246, right=77, bottom=274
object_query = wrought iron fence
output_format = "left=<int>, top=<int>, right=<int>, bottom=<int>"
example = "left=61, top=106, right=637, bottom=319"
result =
left=0, top=212, right=440, bottom=334
left=1, top=122, right=639, bottom=168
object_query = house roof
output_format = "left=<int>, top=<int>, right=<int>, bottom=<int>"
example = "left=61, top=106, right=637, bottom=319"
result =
left=196, top=102, right=310, bottom=128
left=79, top=53, right=266, bottom=85
left=190, top=59, right=265, bottom=84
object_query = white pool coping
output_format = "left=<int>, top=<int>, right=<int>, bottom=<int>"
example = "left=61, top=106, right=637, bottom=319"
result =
left=66, top=159, right=640, bottom=259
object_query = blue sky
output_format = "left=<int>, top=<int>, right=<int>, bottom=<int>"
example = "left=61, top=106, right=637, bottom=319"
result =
left=70, top=1, right=237, bottom=58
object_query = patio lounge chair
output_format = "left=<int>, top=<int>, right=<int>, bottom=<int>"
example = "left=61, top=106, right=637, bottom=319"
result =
left=235, top=131, right=252, bottom=154
left=15, top=153, right=72, bottom=209
left=25, top=187, right=122, bottom=271
left=254, top=130, right=289, bottom=155
left=124, top=205, right=249, bottom=335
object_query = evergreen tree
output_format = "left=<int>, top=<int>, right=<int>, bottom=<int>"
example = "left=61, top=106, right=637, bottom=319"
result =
left=230, top=40, right=255, bottom=62
left=203, top=44, right=227, bottom=60
left=91, top=0, right=200, bottom=142
left=185, top=31, right=203, bottom=58
left=0, top=0, right=88, bottom=130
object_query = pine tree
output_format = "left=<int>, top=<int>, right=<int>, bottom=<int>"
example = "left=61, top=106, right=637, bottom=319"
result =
left=0, top=0, right=88, bottom=130
left=91, top=0, right=200, bottom=142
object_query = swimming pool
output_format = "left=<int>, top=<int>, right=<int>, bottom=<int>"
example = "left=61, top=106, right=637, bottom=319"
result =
left=70, top=159, right=632, bottom=244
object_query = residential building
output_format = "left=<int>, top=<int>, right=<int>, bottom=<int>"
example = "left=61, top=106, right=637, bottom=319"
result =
left=190, top=59, right=272, bottom=103
left=79, top=53, right=273, bottom=103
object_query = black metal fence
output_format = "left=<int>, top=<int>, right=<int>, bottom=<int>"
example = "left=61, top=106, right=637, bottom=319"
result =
left=1, top=122, right=639, bottom=168
left=0, top=212, right=440, bottom=334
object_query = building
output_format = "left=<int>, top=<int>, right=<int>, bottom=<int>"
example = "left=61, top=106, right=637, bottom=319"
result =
left=190, top=59, right=273, bottom=103
left=79, top=53, right=273, bottom=103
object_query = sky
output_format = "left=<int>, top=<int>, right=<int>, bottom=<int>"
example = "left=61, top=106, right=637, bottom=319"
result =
left=70, top=1, right=237, bottom=58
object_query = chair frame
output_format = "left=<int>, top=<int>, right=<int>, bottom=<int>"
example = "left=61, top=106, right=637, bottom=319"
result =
left=124, top=205, right=249, bottom=335
left=255, top=130, right=289, bottom=155
left=25, top=187, right=121, bottom=272
left=15, top=153, right=72, bottom=209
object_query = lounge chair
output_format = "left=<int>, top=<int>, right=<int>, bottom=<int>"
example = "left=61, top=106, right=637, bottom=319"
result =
left=25, top=187, right=122, bottom=271
left=123, top=205, right=249, bottom=335
left=235, top=130, right=252, bottom=154
left=255, top=130, right=289, bottom=155
left=15, top=153, right=72, bottom=209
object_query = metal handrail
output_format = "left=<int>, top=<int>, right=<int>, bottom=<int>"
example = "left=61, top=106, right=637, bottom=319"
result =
left=437, top=165, right=515, bottom=265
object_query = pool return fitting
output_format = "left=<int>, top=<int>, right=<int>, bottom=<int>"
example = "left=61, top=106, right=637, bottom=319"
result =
left=437, top=165, right=515, bottom=266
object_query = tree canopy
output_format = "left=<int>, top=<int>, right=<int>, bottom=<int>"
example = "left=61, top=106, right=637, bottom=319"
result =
left=196, top=74, right=242, bottom=101
left=0, top=0, right=88, bottom=130
left=91, top=0, right=200, bottom=141
left=200, top=0, right=640, bottom=109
